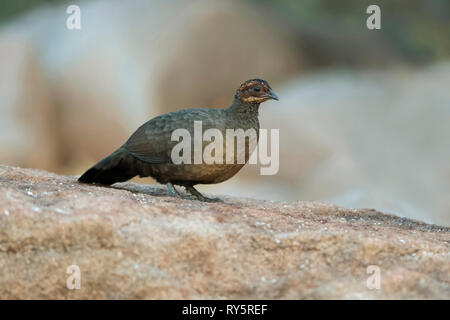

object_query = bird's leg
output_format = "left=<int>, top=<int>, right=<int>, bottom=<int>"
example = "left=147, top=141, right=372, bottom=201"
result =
left=166, top=182, right=184, bottom=198
left=185, top=185, right=223, bottom=203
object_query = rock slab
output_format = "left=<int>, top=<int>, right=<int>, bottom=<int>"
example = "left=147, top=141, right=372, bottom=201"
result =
left=0, top=165, right=448, bottom=299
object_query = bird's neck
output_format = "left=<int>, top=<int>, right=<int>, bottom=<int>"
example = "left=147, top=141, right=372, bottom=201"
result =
left=228, top=98, right=260, bottom=118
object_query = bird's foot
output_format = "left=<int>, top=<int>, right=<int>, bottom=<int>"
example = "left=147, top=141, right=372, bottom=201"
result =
left=185, top=186, right=223, bottom=203
left=166, top=182, right=186, bottom=199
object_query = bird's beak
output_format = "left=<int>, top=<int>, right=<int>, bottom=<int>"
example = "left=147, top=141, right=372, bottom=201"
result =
left=264, top=89, right=279, bottom=101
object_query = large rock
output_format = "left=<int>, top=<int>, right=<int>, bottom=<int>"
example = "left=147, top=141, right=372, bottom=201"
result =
left=0, top=165, right=448, bottom=299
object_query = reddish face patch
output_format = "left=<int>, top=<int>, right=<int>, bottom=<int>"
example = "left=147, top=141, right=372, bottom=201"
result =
left=235, top=79, right=278, bottom=104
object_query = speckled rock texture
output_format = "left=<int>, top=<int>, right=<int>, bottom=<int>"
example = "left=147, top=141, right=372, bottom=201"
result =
left=0, top=165, right=448, bottom=299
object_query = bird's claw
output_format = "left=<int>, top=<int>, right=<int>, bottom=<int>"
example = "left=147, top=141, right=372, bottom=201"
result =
left=185, top=185, right=223, bottom=203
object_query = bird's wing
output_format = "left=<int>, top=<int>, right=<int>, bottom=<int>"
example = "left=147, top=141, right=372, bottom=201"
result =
left=122, top=114, right=175, bottom=164
left=123, top=108, right=225, bottom=164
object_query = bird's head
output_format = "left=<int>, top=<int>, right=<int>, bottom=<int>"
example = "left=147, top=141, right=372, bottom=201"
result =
left=234, top=79, right=279, bottom=105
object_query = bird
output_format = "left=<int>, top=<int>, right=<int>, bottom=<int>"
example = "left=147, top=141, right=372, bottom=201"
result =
left=78, top=79, right=279, bottom=202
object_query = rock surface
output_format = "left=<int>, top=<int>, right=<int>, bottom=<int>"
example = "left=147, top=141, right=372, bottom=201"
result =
left=0, top=165, right=449, bottom=299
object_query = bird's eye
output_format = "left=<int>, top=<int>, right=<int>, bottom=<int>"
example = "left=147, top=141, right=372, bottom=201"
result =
left=253, top=86, right=261, bottom=92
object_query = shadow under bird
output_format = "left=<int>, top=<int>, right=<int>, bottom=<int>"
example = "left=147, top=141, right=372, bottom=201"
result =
left=78, top=79, right=279, bottom=202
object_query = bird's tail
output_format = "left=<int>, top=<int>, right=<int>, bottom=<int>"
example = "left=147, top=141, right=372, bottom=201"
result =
left=78, top=148, right=138, bottom=185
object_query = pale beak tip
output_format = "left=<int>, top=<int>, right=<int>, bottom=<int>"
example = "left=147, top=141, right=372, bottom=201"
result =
left=269, top=89, right=279, bottom=101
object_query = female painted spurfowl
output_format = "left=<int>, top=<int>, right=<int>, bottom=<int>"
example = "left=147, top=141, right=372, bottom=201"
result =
left=78, top=79, right=279, bottom=202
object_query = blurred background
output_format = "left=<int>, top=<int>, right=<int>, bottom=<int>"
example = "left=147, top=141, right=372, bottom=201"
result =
left=0, top=0, right=449, bottom=226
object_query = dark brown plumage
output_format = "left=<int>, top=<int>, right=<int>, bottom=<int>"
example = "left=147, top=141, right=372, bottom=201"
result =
left=78, top=79, right=278, bottom=202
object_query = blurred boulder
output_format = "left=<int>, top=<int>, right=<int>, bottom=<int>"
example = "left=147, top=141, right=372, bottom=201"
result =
left=0, top=0, right=303, bottom=173
left=0, top=30, right=59, bottom=170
